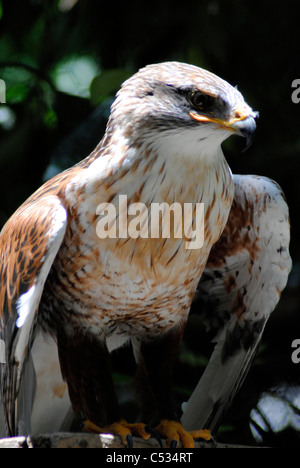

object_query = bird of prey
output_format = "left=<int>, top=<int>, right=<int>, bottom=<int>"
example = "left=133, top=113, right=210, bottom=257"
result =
left=0, top=62, right=291, bottom=447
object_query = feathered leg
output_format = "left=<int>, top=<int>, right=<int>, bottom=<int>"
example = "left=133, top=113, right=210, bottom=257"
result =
left=136, top=325, right=210, bottom=447
left=57, top=328, right=150, bottom=446
left=57, top=329, right=119, bottom=425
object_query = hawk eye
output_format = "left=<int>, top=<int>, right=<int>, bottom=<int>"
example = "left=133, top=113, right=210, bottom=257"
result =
left=190, top=91, right=215, bottom=112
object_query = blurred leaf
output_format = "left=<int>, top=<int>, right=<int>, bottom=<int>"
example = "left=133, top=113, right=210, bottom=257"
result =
left=6, top=82, right=31, bottom=103
left=43, top=108, right=58, bottom=129
left=51, top=55, right=99, bottom=98
left=1, top=65, right=35, bottom=104
left=58, top=0, right=79, bottom=12
left=24, top=16, right=46, bottom=61
left=0, top=106, right=16, bottom=131
left=90, top=69, right=131, bottom=105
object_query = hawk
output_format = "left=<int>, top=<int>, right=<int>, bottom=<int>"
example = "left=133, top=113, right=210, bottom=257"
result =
left=0, top=62, right=291, bottom=447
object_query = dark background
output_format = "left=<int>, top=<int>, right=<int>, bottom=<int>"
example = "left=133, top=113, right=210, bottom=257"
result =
left=0, top=0, right=300, bottom=446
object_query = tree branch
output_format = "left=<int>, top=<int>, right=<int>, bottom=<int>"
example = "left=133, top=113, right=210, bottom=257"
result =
left=0, top=432, right=262, bottom=448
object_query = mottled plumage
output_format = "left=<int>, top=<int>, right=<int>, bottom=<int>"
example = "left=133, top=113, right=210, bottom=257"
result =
left=0, top=62, right=290, bottom=446
left=182, top=174, right=291, bottom=431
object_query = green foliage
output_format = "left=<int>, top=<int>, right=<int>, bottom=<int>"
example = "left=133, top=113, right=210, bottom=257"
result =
left=51, top=55, right=99, bottom=98
left=2, top=67, right=33, bottom=104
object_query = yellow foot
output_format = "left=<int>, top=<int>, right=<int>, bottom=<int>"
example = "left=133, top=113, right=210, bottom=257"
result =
left=83, top=419, right=151, bottom=446
left=155, top=420, right=211, bottom=448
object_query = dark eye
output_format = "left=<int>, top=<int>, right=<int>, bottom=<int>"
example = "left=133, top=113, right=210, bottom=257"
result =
left=190, top=91, right=215, bottom=112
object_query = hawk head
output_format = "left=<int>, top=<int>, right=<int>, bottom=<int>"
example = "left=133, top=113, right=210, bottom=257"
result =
left=110, top=62, right=258, bottom=153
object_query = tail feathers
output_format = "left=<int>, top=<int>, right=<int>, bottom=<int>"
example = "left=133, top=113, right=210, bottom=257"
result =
left=1, top=329, right=73, bottom=437
left=181, top=331, right=261, bottom=433
left=14, top=352, right=37, bottom=435
left=0, top=390, right=6, bottom=437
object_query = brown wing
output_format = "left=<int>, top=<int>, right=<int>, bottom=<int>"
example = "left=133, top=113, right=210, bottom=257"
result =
left=182, top=174, right=292, bottom=432
left=0, top=195, right=67, bottom=435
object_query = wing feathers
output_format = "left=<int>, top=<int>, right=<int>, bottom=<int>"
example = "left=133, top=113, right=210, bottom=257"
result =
left=0, top=196, right=67, bottom=435
left=182, top=175, right=291, bottom=432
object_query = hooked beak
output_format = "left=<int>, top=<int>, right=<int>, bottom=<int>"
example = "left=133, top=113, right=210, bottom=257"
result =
left=190, top=108, right=258, bottom=152
left=231, top=115, right=257, bottom=152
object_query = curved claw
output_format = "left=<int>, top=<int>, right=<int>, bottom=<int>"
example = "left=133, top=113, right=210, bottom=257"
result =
left=145, top=425, right=163, bottom=448
left=126, top=434, right=133, bottom=448
left=155, top=420, right=211, bottom=448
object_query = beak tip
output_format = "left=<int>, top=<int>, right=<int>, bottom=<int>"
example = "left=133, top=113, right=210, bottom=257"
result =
left=232, top=115, right=257, bottom=152
left=242, top=136, right=254, bottom=153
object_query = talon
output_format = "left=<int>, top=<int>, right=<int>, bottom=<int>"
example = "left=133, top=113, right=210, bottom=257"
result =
left=126, top=434, right=133, bottom=448
left=155, top=420, right=211, bottom=448
left=145, top=425, right=163, bottom=448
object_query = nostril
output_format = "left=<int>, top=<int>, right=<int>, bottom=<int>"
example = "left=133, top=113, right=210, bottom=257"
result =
left=235, top=111, right=242, bottom=119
